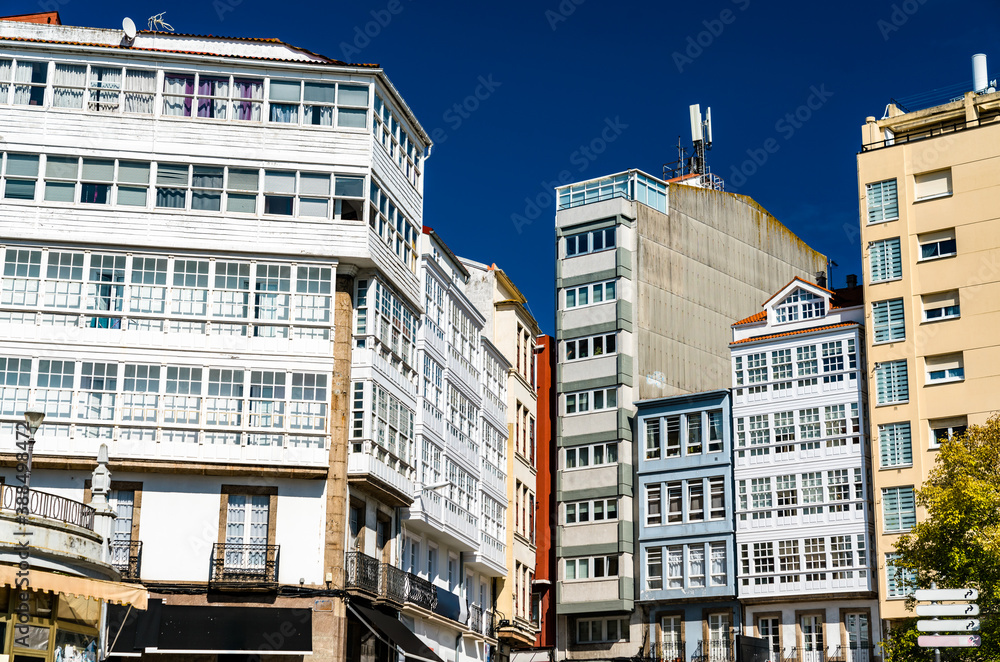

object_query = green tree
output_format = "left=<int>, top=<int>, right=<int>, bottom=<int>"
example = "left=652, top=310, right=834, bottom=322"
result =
left=883, top=415, right=1000, bottom=662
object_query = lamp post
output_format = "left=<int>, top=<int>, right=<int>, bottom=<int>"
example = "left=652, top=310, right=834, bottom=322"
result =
left=21, top=410, right=44, bottom=493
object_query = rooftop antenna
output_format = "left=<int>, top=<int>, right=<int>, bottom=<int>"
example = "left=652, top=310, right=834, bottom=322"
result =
left=147, top=12, right=174, bottom=32
left=664, top=104, right=723, bottom=191
left=122, top=17, right=137, bottom=44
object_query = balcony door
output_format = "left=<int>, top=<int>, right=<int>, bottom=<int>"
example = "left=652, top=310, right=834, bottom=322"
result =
left=108, top=489, right=135, bottom=567
left=757, top=617, right=780, bottom=662
left=661, top=615, right=682, bottom=662
left=225, top=494, right=269, bottom=570
left=800, top=615, right=824, bottom=662
left=845, top=613, right=869, bottom=662
left=708, top=612, right=731, bottom=662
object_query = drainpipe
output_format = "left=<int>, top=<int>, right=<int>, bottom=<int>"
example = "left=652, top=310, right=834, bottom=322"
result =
left=456, top=551, right=465, bottom=662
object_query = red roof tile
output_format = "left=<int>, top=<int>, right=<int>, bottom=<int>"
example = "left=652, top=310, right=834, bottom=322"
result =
left=733, top=310, right=767, bottom=326
left=731, top=322, right=859, bottom=346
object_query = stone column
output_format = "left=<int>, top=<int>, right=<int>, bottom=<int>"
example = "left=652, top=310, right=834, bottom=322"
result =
left=89, top=444, right=115, bottom=565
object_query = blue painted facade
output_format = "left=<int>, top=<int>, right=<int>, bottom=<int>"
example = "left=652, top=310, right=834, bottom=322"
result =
left=635, top=390, right=739, bottom=662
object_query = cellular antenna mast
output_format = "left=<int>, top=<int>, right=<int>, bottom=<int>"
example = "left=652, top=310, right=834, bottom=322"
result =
left=664, top=103, right=724, bottom=191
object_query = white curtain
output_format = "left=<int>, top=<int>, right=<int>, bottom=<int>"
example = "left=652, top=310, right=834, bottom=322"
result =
left=13, top=61, right=39, bottom=105
left=52, top=64, right=86, bottom=108
left=88, top=66, right=122, bottom=111
left=124, top=69, right=155, bottom=114
left=162, top=75, right=193, bottom=117
left=233, top=79, right=263, bottom=121
left=0, top=59, right=10, bottom=102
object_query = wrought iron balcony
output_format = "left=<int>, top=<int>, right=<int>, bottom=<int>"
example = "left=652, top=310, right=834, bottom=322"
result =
left=485, top=610, right=496, bottom=638
left=109, top=540, right=142, bottom=581
left=468, top=603, right=483, bottom=634
left=783, top=648, right=826, bottom=662
left=209, top=543, right=279, bottom=588
left=380, top=562, right=408, bottom=605
left=345, top=551, right=381, bottom=596
left=0, top=484, right=95, bottom=530
left=697, top=640, right=734, bottom=662
left=403, top=570, right=437, bottom=611
left=835, top=646, right=875, bottom=662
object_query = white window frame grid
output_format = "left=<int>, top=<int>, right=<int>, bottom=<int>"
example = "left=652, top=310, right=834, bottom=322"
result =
left=918, top=230, right=957, bottom=262
left=921, top=290, right=960, bottom=322
left=869, top=237, right=902, bottom=284
left=374, top=91, right=422, bottom=189
left=875, top=360, right=908, bottom=405
left=564, top=226, right=617, bottom=258
left=866, top=179, right=899, bottom=224
left=872, top=298, right=905, bottom=344
left=646, top=542, right=727, bottom=591
left=563, top=279, right=617, bottom=310
left=563, top=441, right=618, bottom=469
left=925, top=353, right=964, bottom=385
left=564, top=497, right=618, bottom=525
left=647, top=475, right=726, bottom=524
left=879, top=422, right=912, bottom=467
left=564, top=386, right=617, bottom=415
left=563, top=332, right=617, bottom=362
left=564, top=555, right=620, bottom=581
left=881, top=486, right=916, bottom=532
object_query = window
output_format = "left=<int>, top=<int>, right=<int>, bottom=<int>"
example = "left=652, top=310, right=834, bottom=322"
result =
left=564, top=279, right=616, bottom=309
left=688, top=481, right=704, bottom=521
left=645, top=418, right=661, bottom=460
left=564, top=332, right=617, bottom=361
left=687, top=412, right=703, bottom=455
left=223, top=488, right=273, bottom=573
left=882, top=486, right=916, bottom=532
left=869, top=237, right=902, bottom=283
left=778, top=540, right=800, bottom=580
left=369, top=180, right=418, bottom=271
left=914, top=169, right=951, bottom=201
left=646, top=548, right=663, bottom=589
left=925, top=353, right=964, bottom=384
left=163, top=73, right=265, bottom=120
left=709, top=477, right=725, bottom=519
left=666, top=482, right=682, bottom=523
left=565, top=227, right=616, bottom=257
left=12, top=60, right=48, bottom=106
left=564, top=442, right=617, bottom=469
left=666, top=546, right=683, bottom=588
left=879, top=422, right=912, bottom=467
left=866, top=179, right=898, bottom=223
left=929, top=417, right=967, bottom=449
left=922, top=290, right=960, bottom=322
left=872, top=299, right=905, bottom=343
left=710, top=542, right=727, bottom=586
left=373, top=92, right=422, bottom=188
left=645, top=483, right=663, bottom=525
left=886, top=553, right=915, bottom=598
left=3, top=153, right=40, bottom=200
left=776, top=475, right=797, bottom=516
left=774, top=289, right=825, bottom=323
left=689, top=545, right=706, bottom=587
left=918, top=228, right=957, bottom=261
left=827, top=469, right=850, bottom=502
left=268, top=79, right=368, bottom=127
left=565, top=556, right=618, bottom=580
left=575, top=618, right=629, bottom=644
left=746, top=353, right=767, bottom=383
left=797, top=345, right=818, bottom=376
left=566, top=498, right=617, bottom=525
left=707, top=410, right=724, bottom=452
left=875, top=361, right=908, bottom=405
left=565, top=387, right=617, bottom=415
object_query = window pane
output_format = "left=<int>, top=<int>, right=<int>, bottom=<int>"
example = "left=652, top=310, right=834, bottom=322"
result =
left=300, top=173, right=331, bottom=196
left=6, top=154, right=39, bottom=177
left=269, top=80, right=301, bottom=102
left=338, top=108, right=367, bottom=128
left=339, top=84, right=369, bottom=106
left=303, top=82, right=336, bottom=103
left=335, top=175, right=365, bottom=197
left=156, top=164, right=189, bottom=186
left=46, top=156, right=78, bottom=179
left=119, top=161, right=150, bottom=184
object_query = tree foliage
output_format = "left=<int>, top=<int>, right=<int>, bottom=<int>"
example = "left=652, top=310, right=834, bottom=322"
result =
left=883, top=415, right=1000, bottom=661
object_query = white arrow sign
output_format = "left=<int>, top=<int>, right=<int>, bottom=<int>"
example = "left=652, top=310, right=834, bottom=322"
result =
left=916, top=604, right=980, bottom=617
left=918, top=635, right=980, bottom=648
left=915, top=588, right=978, bottom=601
left=917, top=619, right=979, bottom=632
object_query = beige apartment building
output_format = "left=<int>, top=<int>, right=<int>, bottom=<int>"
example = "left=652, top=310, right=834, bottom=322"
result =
left=858, top=86, right=1000, bottom=623
left=462, top=259, right=543, bottom=657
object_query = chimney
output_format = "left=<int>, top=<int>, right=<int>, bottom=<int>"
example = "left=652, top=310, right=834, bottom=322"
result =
left=846, top=274, right=858, bottom=288
left=815, top=271, right=827, bottom=288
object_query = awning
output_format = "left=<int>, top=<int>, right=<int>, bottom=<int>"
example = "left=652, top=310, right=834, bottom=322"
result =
left=510, top=650, right=553, bottom=662
left=107, top=601, right=312, bottom=656
left=349, top=603, right=444, bottom=662
left=0, top=565, right=147, bottom=609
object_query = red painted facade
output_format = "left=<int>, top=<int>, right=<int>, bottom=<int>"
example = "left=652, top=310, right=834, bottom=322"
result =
left=532, top=335, right=557, bottom=651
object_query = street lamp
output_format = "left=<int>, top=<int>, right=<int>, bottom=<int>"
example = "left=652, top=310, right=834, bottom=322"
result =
left=21, top=410, right=44, bottom=493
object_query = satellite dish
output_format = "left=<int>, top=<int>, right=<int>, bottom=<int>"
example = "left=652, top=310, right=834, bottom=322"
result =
left=122, top=17, right=137, bottom=40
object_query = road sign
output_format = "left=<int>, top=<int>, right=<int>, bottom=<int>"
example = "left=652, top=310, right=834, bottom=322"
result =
left=916, top=604, right=980, bottom=617
left=915, top=588, right=978, bottom=601
left=918, top=635, right=981, bottom=648
left=917, top=619, right=980, bottom=632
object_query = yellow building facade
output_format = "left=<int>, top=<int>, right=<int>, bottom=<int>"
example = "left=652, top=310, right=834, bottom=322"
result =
left=857, top=89, right=1000, bottom=623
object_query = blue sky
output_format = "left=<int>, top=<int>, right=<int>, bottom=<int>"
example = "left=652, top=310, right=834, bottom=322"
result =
left=47, top=0, right=1000, bottom=333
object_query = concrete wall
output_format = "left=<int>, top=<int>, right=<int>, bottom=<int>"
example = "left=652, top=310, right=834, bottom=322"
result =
left=635, top=185, right=827, bottom=399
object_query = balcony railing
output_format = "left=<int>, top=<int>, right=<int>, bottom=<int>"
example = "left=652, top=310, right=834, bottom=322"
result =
left=345, top=551, right=382, bottom=595
left=380, top=562, right=408, bottom=605
left=0, top=484, right=95, bottom=531
left=469, top=603, right=483, bottom=634
left=109, top=540, right=143, bottom=581
left=837, top=646, right=875, bottom=662
left=210, top=543, right=279, bottom=587
left=404, top=570, right=437, bottom=611
left=696, top=640, right=733, bottom=662
left=782, top=648, right=826, bottom=662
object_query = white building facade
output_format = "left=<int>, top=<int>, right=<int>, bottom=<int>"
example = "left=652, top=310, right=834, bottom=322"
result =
left=0, top=13, right=434, bottom=662
left=398, top=229, right=508, bottom=662
left=731, top=278, right=880, bottom=662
